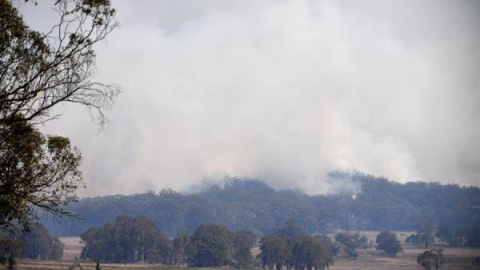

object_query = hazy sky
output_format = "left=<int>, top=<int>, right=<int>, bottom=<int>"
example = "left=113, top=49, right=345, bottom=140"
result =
left=23, top=0, right=480, bottom=196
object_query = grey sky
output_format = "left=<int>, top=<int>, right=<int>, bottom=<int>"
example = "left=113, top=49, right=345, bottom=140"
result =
left=26, top=0, right=480, bottom=196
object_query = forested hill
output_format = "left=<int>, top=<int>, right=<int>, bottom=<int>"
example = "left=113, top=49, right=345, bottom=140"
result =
left=42, top=173, right=480, bottom=237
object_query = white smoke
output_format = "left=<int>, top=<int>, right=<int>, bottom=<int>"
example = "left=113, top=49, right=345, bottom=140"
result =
left=34, top=0, right=480, bottom=196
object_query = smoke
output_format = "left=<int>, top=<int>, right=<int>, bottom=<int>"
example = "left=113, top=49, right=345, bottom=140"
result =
left=37, top=0, right=480, bottom=196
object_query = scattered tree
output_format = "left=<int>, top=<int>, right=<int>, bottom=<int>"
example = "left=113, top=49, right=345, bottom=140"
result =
left=360, top=235, right=369, bottom=250
left=416, top=215, right=435, bottom=248
left=375, top=231, right=402, bottom=256
left=405, top=233, right=422, bottom=246
left=335, top=233, right=360, bottom=259
left=417, top=249, right=445, bottom=270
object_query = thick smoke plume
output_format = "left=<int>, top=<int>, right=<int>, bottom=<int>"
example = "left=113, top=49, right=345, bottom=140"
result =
left=31, top=0, right=480, bottom=196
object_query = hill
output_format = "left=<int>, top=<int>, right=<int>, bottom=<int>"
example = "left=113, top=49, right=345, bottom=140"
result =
left=41, top=173, right=480, bottom=237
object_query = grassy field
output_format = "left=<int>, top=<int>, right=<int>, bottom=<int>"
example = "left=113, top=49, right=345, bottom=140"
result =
left=13, top=235, right=480, bottom=270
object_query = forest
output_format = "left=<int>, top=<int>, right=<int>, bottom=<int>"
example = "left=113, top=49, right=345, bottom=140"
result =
left=42, top=173, right=480, bottom=238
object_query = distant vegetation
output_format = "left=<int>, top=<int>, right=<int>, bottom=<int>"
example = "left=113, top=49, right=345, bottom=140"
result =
left=42, top=173, right=480, bottom=240
left=0, top=223, right=64, bottom=268
left=80, top=217, right=333, bottom=269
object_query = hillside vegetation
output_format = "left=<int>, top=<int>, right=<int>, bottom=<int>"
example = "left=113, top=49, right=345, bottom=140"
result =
left=42, top=173, right=480, bottom=237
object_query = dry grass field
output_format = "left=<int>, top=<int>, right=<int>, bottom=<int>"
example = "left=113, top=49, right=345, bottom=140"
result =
left=13, top=235, right=480, bottom=270
left=60, top=237, right=84, bottom=261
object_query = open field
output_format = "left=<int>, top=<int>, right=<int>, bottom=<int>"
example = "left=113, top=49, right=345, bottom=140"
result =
left=60, top=237, right=84, bottom=261
left=16, top=248, right=480, bottom=270
left=13, top=236, right=480, bottom=270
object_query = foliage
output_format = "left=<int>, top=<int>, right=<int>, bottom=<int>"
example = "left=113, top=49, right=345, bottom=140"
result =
left=0, top=118, right=82, bottom=230
left=0, top=0, right=119, bottom=125
left=435, top=225, right=465, bottom=246
left=359, top=235, right=369, bottom=250
left=416, top=215, right=435, bottom=248
left=259, top=234, right=288, bottom=270
left=417, top=249, right=445, bottom=270
left=18, top=223, right=65, bottom=260
left=314, top=235, right=335, bottom=255
left=291, top=237, right=330, bottom=270
left=259, top=221, right=332, bottom=270
left=187, top=224, right=234, bottom=267
left=405, top=233, right=422, bottom=246
left=465, top=226, right=480, bottom=247
left=334, top=233, right=360, bottom=259
left=0, top=234, right=21, bottom=270
left=375, top=230, right=402, bottom=256
left=171, top=233, right=190, bottom=265
left=233, top=230, right=256, bottom=268
left=41, top=176, right=480, bottom=240
left=80, top=216, right=171, bottom=263
left=0, top=0, right=119, bottom=231
left=0, top=222, right=63, bottom=268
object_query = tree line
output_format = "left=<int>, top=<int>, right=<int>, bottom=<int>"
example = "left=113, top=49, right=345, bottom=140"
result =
left=80, top=216, right=337, bottom=268
left=80, top=216, right=408, bottom=269
left=0, top=216, right=430, bottom=269
left=80, top=215, right=257, bottom=267
left=42, top=176, right=480, bottom=238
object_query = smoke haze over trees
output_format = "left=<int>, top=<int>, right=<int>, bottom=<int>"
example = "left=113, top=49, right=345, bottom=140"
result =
left=42, top=175, right=480, bottom=237
left=25, top=0, right=480, bottom=197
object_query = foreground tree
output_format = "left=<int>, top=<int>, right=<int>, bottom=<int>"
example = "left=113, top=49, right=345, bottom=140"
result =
left=417, top=249, right=445, bottom=270
left=0, top=0, right=119, bottom=230
left=375, top=231, right=402, bottom=256
left=187, top=224, right=234, bottom=267
left=81, top=216, right=170, bottom=263
left=0, top=117, right=82, bottom=230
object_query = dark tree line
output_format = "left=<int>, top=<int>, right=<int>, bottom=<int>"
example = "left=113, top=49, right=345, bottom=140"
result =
left=81, top=217, right=339, bottom=269
left=434, top=225, right=480, bottom=248
left=80, top=215, right=171, bottom=263
left=259, top=220, right=333, bottom=270
left=42, top=176, right=480, bottom=238
left=80, top=216, right=257, bottom=268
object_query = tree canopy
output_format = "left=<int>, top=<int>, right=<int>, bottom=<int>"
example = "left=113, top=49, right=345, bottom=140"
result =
left=187, top=224, right=234, bottom=267
left=417, top=249, right=445, bottom=270
left=375, top=230, right=402, bottom=256
left=259, top=221, right=332, bottom=270
left=80, top=215, right=171, bottom=263
left=0, top=0, right=119, bottom=230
